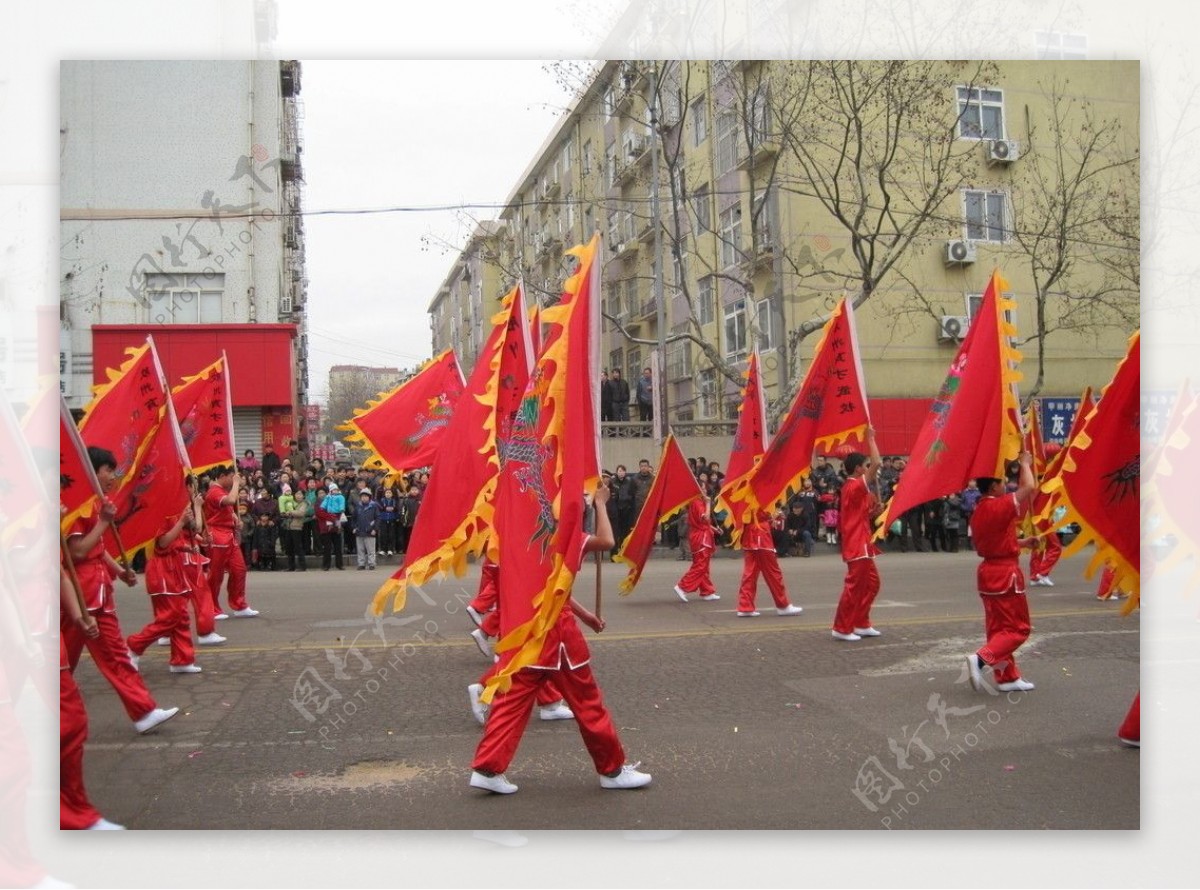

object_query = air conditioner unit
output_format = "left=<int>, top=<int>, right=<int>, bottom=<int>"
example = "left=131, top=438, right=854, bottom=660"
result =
left=938, top=315, right=970, bottom=341
left=944, top=239, right=977, bottom=265
left=986, top=139, right=1019, bottom=165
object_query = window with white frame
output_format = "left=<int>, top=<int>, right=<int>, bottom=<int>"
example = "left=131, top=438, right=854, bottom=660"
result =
left=692, top=183, right=711, bottom=231
left=756, top=297, right=779, bottom=352
left=698, top=368, right=717, bottom=418
left=957, top=86, right=1006, bottom=140
left=606, top=281, right=623, bottom=319
left=582, top=140, right=593, bottom=175
left=665, top=337, right=693, bottom=380
left=609, top=347, right=623, bottom=377
left=692, top=96, right=708, bottom=146
left=723, top=298, right=747, bottom=360
left=146, top=273, right=225, bottom=324
left=604, top=85, right=615, bottom=121
left=605, top=141, right=616, bottom=189
left=672, top=250, right=688, bottom=290
left=715, top=111, right=739, bottom=174
left=749, top=84, right=770, bottom=144
left=625, top=278, right=640, bottom=317
left=967, top=291, right=1017, bottom=326
left=697, top=277, right=715, bottom=325
left=626, top=346, right=641, bottom=384
left=718, top=204, right=742, bottom=268
left=607, top=208, right=621, bottom=248
left=561, top=141, right=573, bottom=175
left=963, top=189, right=1008, bottom=242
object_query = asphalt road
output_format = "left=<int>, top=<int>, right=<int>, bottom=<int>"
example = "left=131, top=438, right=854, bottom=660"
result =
left=73, top=544, right=1138, bottom=831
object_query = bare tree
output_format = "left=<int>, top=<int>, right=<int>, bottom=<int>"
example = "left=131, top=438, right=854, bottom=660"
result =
left=1006, top=80, right=1139, bottom=399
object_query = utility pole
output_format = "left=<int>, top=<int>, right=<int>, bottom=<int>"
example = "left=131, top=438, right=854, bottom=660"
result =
left=649, top=62, right=667, bottom=443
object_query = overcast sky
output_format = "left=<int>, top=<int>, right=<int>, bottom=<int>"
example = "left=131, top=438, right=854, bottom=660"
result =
left=283, top=59, right=575, bottom=401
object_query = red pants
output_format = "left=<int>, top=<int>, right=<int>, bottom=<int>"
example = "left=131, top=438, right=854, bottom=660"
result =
left=62, top=610, right=157, bottom=722
left=206, top=542, right=248, bottom=613
left=187, top=587, right=216, bottom=637
left=470, top=563, right=499, bottom=613
left=60, top=667, right=101, bottom=830
left=832, top=558, right=881, bottom=634
left=479, top=661, right=564, bottom=706
left=1096, top=565, right=1118, bottom=599
left=676, top=546, right=715, bottom=595
left=127, top=595, right=195, bottom=666
left=736, top=550, right=790, bottom=612
left=1030, top=534, right=1063, bottom=578
left=1118, top=693, right=1140, bottom=742
left=977, top=592, right=1031, bottom=684
left=472, top=664, right=624, bottom=776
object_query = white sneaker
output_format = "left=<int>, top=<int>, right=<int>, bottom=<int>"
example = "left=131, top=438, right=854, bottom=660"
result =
left=673, top=585, right=690, bottom=602
left=197, top=632, right=227, bottom=646
left=735, top=610, right=760, bottom=617
left=1117, top=735, right=1140, bottom=748
left=169, top=664, right=202, bottom=674
left=853, top=627, right=882, bottom=637
left=699, top=593, right=721, bottom=601
left=467, top=683, right=488, bottom=726
left=997, top=678, right=1035, bottom=692
left=600, top=762, right=652, bottom=790
left=156, top=637, right=170, bottom=647
left=469, top=770, right=518, bottom=794
left=214, top=612, right=229, bottom=621
left=231, top=607, right=260, bottom=617
left=87, top=816, right=126, bottom=830
left=466, top=605, right=485, bottom=627
left=831, top=630, right=862, bottom=641
left=539, top=702, right=574, bottom=721
left=469, top=627, right=493, bottom=659
left=966, top=653, right=985, bottom=691
left=776, top=604, right=803, bottom=616
left=134, top=706, right=179, bottom=734
left=1040, top=576, right=1054, bottom=587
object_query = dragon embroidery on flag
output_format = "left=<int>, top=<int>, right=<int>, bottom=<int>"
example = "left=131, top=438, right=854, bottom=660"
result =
left=401, top=393, right=454, bottom=452
left=925, top=354, right=968, bottom=466
left=499, top=371, right=557, bottom=556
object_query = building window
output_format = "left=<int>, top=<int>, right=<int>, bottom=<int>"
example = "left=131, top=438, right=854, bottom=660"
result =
left=756, top=298, right=779, bottom=352
left=582, top=140, right=593, bottom=175
left=749, top=84, right=770, bottom=144
left=718, top=204, right=742, bottom=268
left=697, top=277, right=715, bottom=325
left=605, top=141, right=616, bottom=189
left=692, top=96, right=708, bottom=146
left=957, top=86, right=1005, bottom=140
left=723, top=298, right=747, bottom=361
left=693, top=183, right=711, bottom=231
left=967, top=291, right=1017, bottom=326
left=715, top=111, right=739, bottom=174
left=606, top=281, right=623, bottom=320
left=963, top=189, right=1008, bottom=242
left=625, top=278, right=640, bottom=317
left=665, top=338, right=693, bottom=381
left=1035, top=31, right=1088, bottom=60
left=609, top=347, right=624, bottom=378
left=698, top=368, right=717, bottom=418
left=626, top=346, right=641, bottom=384
left=561, top=141, right=573, bottom=174
left=604, top=85, right=615, bottom=121
left=146, top=272, right=224, bottom=324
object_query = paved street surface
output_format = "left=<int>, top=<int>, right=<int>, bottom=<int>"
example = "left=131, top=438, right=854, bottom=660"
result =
left=74, top=546, right=1138, bottom=830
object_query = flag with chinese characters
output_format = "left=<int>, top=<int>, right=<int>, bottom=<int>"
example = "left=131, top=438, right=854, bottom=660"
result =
left=714, top=350, right=767, bottom=544
left=615, top=434, right=703, bottom=593
left=875, top=271, right=1023, bottom=536
left=104, top=396, right=191, bottom=562
left=339, top=349, right=466, bottom=475
left=65, top=337, right=167, bottom=528
left=171, top=355, right=235, bottom=474
left=1030, top=386, right=1093, bottom=524
left=726, top=297, right=871, bottom=531
left=484, top=234, right=601, bottom=702
left=1038, top=333, right=1140, bottom=607
left=371, top=284, right=535, bottom=614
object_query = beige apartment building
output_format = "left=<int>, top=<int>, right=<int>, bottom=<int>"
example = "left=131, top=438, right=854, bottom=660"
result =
left=431, top=60, right=1139, bottom=454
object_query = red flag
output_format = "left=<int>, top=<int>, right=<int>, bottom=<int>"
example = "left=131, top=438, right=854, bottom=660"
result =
left=1031, top=386, right=1094, bottom=523
left=486, top=234, right=601, bottom=701
left=60, top=392, right=104, bottom=523
left=1023, top=403, right=1047, bottom=480
left=1038, top=333, right=1139, bottom=605
left=171, top=355, right=235, bottom=475
left=372, top=284, right=536, bottom=614
left=726, top=297, right=871, bottom=530
left=339, top=349, right=466, bottom=474
left=615, top=434, right=703, bottom=593
left=875, top=270, right=1022, bottom=535
left=104, top=398, right=191, bottom=562
left=714, top=350, right=767, bottom=543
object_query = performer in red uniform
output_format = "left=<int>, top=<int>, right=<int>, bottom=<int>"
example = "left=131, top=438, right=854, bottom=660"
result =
left=469, top=485, right=650, bottom=794
left=965, top=450, right=1038, bottom=693
left=127, top=504, right=201, bottom=672
left=832, top=427, right=883, bottom=641
left=735, top=508, right=803, bottom=617
left=203, top=465, right=257, bottom=618
left=59, top=569, right=124, bottom=829
left=63, top=446, right=178, bottom=733
left=673, top=495, right=720, bottom=602
left=1029, top=527, right=1063, bottom=586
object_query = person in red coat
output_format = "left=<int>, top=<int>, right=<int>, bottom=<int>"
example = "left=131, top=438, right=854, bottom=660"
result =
left=832, top=427, right=884, bottom=641
left=673, top=495, right=720, bottom=602
left=735, top=508, right=803, bottom=617
left=63, top=446, right=178, bottom=734
left=469, top=484, right=650, bottom=794
left=127, top=504, right=202, bottom=672
left=965, top=451, right=1038, bottom=693
left=203, top=465, right=257, bottom=618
